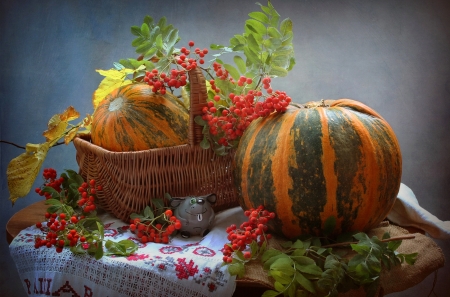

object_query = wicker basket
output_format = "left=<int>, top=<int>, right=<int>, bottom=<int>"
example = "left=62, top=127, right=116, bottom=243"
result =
left=73, top=67, right=239, bottom=222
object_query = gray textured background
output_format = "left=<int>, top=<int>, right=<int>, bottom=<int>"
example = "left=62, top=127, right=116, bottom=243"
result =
left=1, top=0, right=449, bottom=296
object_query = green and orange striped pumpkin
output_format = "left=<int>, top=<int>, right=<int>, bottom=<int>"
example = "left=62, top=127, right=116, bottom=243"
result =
left=91, top=83, right=189, bottom=152
left=233, top=99, right=402, bottom=239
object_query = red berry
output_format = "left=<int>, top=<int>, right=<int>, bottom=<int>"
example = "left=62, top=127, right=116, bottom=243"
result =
left=188, top=41, right=195, bottom=47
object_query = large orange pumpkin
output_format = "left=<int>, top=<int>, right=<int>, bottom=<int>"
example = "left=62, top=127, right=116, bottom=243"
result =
left=233, top=99, right=402, bottom=239
left=91, top=84, right=189, bottom=152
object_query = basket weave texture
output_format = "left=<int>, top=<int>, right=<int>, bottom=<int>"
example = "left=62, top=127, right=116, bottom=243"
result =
left=73, top=67, right=239, bottom=222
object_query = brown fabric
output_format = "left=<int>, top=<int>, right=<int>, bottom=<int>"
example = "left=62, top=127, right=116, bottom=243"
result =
left=236, top=222, right=445, bottom=296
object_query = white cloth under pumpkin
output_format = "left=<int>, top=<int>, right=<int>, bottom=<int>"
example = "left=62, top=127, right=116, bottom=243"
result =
left=387, top=183, right=450, bottom=239
left=9, top=207, right=248, bottom=297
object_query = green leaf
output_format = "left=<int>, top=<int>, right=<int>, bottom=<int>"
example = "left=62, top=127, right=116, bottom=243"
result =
left=268, top=27, right=282, bottom=38
left=280, top=18, right=293, bottom=35
left=245, top=19, right=267, bottom=35
left=270, top=270, right=293, bottom=284
left=136, top=41, right=153, bottom=54
left=295, top=272, right=316, bottom=294
left=387, top=240, right=402, bottom=251
left=44, top=197, right=62, bottom=206
left=94, top=242, right=104, bottom=260
left=105, top=239, right=138, bottom=256
left=261, top=290, right=279, bottom=297
left=152, top=198, right=165, bottom=211
left=263, top=253, right=290, bottom=270
left=271, top=54, right=290, bottom=68
left=291, top=239, right=304, bottom=249
left=403, top=253, right=418, bottom=265
left=244, top=46, right=260, bottom=65
left=143, top=15, right=154, bottom=27
left=249, top=11, right=270, bottom=24
left=223, top=64, right=240, bottom=81
left=268, top=65, right=288, bottom=77
left=210, top=43, right=226, bottom=50
left=130, top=26, right=141, bottom=36
left=270, top=257, right=295, bottom=274
left=274, top=281, right=285, bottom=292
left=194, top=115, right=207, bottom=126
left=143, top=206, right=154, bottom=219
left=155, top=34, right=163, bottom=50
left=296, top=264, right=323, bottom=276
left=228, top=261, right=245, bottom=277
left=46, top=205, right=60, bottom=214
left=292, top=256, right=316, bottom=266
left=141, top=23, right=150, bottom=38
left=166, top=28, right=179, bottom=49
left=144, top=47, right=158, bottom=59
left=247, top=33, right=261, bottom=54
left=291, top=248, right=306, bottom=257
left=233, top=55, right=247, bottom=74
left=351, top=243, right=371, bottom=255
left=262, top=248, right=283, bottom=262
left=157, top=16, right=167, bottom=29
left=200, top=137, right=210, bottom=150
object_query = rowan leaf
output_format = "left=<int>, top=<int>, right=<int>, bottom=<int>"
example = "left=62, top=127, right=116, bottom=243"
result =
left=295, top=272, right=316, bottom=294
left=7, top=142, right=50, bottom=204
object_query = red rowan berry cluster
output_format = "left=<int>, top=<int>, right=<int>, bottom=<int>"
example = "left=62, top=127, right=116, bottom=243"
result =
left=203, top=62, right=292, bottom=147
left=222, top=205, right=276, bottom=263
left=143, top=40, right=209, bottom=94
left=33, top=168, right=102, bottom=254
left=77, top=179, right=102, bottom=213
left=129, top=208, right=182, bottom=244
left=35, top=168, right=64, bottom=198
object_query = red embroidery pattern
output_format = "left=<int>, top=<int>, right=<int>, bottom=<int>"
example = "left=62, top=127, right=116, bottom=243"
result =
left=193, top=246, right=216, bottom=257
left=175, top=258, right=199, bottom=279
left=126, top=253, right=149, bottom=261
left=159, top=246, right=183, bottom=254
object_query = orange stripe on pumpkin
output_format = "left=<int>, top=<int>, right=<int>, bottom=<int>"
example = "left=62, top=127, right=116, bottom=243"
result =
left=272, top=108, right=302, bottom=237
left=341, top=108, right=381, bottom=231
left=317, top=107, right=339, bottom=231
left=239, top=118, right=266, bottom=210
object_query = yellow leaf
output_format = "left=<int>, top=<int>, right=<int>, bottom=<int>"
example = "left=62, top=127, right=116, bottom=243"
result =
left=42, top=106, right=80, bottom=143
left=7, top=142, right=50, bottom=204
left=92, top=68, right=133, bottom=109
left=59, top=105, right=80, bottom=122
left=181, top=86, right=190, bottom=110
left=64, top=127, right=80, bottom=144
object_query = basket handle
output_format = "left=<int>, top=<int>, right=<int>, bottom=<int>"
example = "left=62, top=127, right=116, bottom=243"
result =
left=188, top=67, right=208, bottom=146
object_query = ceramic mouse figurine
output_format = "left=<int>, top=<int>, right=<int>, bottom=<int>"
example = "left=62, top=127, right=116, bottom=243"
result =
left=170, top=194, right=216, bottom=238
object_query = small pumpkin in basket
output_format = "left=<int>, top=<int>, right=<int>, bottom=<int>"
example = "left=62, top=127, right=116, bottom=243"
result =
left=91, top=83, right=189, bottom=152
left=233, top=99, right=402, bottom=239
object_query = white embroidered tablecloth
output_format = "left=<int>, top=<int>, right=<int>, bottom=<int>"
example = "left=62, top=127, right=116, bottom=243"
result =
left=9, top=207, right=248, bottom=297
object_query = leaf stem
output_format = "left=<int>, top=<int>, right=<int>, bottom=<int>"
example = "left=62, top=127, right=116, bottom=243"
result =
left=321, top=234, right=415, bottom=249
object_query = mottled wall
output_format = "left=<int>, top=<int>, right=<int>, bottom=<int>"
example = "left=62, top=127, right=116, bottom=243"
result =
left=1, top=1, right=449, bottom=296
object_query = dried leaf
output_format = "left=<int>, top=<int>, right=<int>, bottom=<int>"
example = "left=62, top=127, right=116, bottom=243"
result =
left=64, top=127, right=80, bottom=144
left=7, top=142, right=50, bottom=204
left=42, top=106, right=80, bottom=142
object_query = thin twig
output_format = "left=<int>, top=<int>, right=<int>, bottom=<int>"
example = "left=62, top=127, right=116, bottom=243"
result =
left=0, top=140, right=66, bottom=150
left=321, top=234, right=416, bottom=249
left=0, top=140, right=26, bottom=149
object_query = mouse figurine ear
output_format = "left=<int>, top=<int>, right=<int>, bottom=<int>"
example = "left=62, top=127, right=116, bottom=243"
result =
left=170, top=197, right=185, bottom=208
left=206, top=194, right=217, bottom=204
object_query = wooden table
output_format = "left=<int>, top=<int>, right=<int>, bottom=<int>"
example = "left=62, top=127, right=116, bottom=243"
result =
left=6, top=200, right=48, bottom=244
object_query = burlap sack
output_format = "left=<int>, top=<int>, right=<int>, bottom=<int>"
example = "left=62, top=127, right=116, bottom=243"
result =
left=235, top=222, right=445, bottom=296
